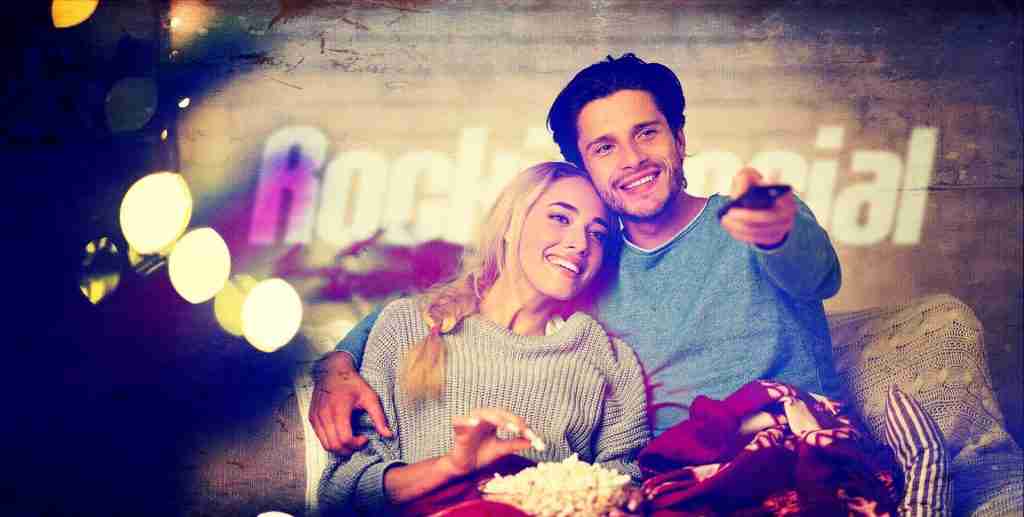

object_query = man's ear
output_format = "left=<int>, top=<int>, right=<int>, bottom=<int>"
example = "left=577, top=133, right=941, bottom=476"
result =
left=675, top=127, right=686, bottom=154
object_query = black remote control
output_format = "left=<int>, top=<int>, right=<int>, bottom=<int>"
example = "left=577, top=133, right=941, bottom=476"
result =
left=717, top=185, right=792, bottom=219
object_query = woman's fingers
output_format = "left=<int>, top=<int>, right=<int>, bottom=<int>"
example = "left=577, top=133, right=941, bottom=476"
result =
left=470, top=408, right=528, bottom=432
left=454, top=409, right=545, bottom=451
left=471, top=408, right=545, bottom=449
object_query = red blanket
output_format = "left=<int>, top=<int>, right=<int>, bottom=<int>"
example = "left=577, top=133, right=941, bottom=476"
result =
left=638, top=380, right=900, bottom=516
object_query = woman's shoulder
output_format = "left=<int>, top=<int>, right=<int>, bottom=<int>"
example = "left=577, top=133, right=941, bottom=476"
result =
left=565, top=313, right=638, bottom=357
left=369, top=297, right=427, bottom=343
left=378, top=296, right=422, bottom=320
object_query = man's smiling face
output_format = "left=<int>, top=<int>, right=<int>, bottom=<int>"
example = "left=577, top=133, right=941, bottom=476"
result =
left=575, top=89, right=687, bottom=221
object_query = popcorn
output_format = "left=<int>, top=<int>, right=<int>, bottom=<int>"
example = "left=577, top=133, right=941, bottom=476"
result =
left=481, top=454, right=630, bottom=516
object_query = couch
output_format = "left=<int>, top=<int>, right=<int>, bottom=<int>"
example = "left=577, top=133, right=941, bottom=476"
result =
left=180, top=294, right=1023, bottom=516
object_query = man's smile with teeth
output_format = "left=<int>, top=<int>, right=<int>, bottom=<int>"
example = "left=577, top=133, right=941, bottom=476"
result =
left=621, top=173, right=657, bottom=191
left=547, top=255, right=581, bottom=275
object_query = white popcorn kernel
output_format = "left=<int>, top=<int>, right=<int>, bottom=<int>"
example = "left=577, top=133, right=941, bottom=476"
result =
left=481, top=454, right=630, bottom=517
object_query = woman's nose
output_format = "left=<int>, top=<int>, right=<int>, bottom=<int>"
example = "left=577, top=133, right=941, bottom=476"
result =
left=564, top=227, right=590, bottom=256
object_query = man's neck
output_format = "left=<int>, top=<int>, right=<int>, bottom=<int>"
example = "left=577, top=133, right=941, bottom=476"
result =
left=622, top=191, right=707, bottom=250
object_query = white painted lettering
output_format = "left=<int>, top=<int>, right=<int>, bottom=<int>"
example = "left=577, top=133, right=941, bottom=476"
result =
left=804, top=126, right=844, bottom=230
left=892, top=127, right=938, bottom=245
left=316, top=151, right=388, bottom=246
left=684, top=150, right=743, bottom=197
left=831, top=151, right=902, bottom=245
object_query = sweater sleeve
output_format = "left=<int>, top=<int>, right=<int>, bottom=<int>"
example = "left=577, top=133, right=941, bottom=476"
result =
left=318, top=300, right=414, bottom=514
left=332, top=305, right=384, bottom=369
left=592, top=338, right=652, bottom=483
left=754, top=196, right=842, bottom=301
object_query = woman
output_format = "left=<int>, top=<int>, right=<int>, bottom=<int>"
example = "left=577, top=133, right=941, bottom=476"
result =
left=318, top=162, right=650, bottom=514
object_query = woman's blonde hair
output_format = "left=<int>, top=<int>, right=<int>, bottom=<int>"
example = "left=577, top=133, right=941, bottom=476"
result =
left=400, top=161, right=620, bottom=401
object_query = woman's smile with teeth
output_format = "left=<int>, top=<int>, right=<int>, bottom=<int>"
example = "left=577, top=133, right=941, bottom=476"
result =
left=547, top=255, right=581, bottom=275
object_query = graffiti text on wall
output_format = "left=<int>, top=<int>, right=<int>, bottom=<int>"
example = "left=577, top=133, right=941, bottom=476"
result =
left=248, top=125, right=938, bottom=248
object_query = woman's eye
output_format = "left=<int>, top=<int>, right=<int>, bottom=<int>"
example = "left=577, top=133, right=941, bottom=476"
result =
left=638, top=128, right=658, bottom=139
left=549, top=213, right=570, bottom=225
left=590, top=231, right=607, bottom=243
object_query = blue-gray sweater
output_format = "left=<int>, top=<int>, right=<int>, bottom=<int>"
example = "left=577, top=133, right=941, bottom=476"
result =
left=336, top=194, right=841, bottom=434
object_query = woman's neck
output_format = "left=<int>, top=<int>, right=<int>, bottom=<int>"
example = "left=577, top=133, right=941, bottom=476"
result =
left=478, top=276, right=556, bottom=336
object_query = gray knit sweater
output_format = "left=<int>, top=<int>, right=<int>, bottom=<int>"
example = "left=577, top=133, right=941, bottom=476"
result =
left=318, top=297, right=651, bottom=515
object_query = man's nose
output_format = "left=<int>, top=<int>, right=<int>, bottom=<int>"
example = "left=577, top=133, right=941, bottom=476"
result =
left=619, top=141, right=645, bottom=170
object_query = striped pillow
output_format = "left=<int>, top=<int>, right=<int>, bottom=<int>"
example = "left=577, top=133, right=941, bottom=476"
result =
left=883, top=385, right=951, bottom=517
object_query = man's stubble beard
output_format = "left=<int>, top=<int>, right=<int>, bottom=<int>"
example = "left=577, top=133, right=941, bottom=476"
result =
left=605, top=156, right=687, bottom=222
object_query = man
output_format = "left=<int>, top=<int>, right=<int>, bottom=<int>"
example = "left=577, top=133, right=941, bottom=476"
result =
left=310, top=53, right=841, bottom=455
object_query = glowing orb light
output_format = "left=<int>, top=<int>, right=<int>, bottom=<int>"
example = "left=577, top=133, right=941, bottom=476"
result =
left=214, top=274, right=257, bottom=336
left=79, top=236, right=121, bottom=304
left=52, top=0, right=100, bottom=28
left=105, top=77, right=158, bottom=133
left=241, top=278, right=303, bottom=353
left=119, top=172, right=192, bottom=255
left=168, top=228, right=230, bottom=304
left=178, top=97, right=191, bottom=109
left=256, top=512, right=294, bottom=517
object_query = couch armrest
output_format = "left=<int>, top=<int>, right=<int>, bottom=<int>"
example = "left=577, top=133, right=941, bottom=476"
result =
left=827, top=293, right=1022, bottom=516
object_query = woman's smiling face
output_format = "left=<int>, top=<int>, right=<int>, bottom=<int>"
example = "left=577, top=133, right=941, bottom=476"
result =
left=513, top=175, right=612, bottom=302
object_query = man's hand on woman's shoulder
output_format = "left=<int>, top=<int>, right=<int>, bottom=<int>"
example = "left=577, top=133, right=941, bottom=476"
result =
left=310, top=351, right=393, bottom=456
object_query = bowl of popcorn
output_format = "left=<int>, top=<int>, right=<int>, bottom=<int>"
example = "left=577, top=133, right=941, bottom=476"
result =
left=479, top=454, right=632, bottom=517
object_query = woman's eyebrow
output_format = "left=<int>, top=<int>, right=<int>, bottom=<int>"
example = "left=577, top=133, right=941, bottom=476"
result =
left=550, top=202, right=609, bottom=228
left=549, top=201, right=579, bottom=213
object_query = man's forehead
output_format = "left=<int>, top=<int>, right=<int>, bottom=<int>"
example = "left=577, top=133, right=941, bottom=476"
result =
left=576, top=90, right=664, bottom=137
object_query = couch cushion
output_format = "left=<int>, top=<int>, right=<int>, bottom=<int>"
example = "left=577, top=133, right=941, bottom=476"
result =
left=828, top=294, right=1023, bottom=516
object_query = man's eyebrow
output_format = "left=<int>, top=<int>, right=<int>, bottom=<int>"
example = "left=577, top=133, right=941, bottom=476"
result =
left=633, top=120, right=662, bottom=131
left=583, top=134, right=613, bottom=150
left=583, top=119, right=664, bottom=149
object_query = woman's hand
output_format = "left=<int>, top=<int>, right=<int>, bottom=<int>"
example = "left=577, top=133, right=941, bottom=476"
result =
left=609, top=484, right=647, bottom=516
left=445, top=408, right=535, bottom=477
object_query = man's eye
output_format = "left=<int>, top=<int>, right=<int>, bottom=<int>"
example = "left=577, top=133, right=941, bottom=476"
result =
left=593, top=143, right=614, bottom=156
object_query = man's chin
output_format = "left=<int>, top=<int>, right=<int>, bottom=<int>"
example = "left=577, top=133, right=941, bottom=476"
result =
left=618, top=201, right=669, bottom=221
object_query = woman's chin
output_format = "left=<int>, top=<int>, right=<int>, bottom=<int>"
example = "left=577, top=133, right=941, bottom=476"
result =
left=542, top=287, right=583, bottom=303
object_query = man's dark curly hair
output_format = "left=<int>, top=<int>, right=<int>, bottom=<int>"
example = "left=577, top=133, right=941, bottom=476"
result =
left=546, top=53, right=687, bottom=168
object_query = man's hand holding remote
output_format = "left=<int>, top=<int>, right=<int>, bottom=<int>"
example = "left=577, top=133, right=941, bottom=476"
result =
left=718, top=168, right=797, bottom=249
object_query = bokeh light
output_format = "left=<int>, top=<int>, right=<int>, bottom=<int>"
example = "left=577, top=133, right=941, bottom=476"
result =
left=214, top=274, right=257, bottom=336
left=256, top=512, right=294, bottom=517
left=168, top=228, right=231, bottom=304
left=79, top=236, right=121, bottom=304
left=52, top=0, right=100, bottom=29
left=241, top=278, right=303, bottom=353
left=119, top=172, right=192, bottom=255
left=168, top=0, right=217, bottom=48
left=105, top=77, right=158, bottom=133
left=178, top=97, right=191, bottom=109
